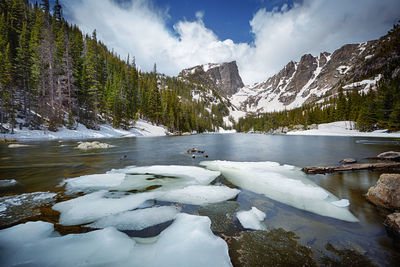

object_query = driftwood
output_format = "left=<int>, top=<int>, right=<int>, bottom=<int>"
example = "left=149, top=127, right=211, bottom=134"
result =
left=302, top=162, right=400, bottom=174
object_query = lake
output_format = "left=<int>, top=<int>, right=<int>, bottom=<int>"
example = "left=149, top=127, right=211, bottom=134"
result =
left=1, top=133, right=400, bottom=266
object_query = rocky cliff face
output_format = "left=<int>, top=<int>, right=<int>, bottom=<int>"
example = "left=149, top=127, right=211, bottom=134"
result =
left=230, top=31, right=399, bottom=113
left=179, top=61, right=244, bottom=97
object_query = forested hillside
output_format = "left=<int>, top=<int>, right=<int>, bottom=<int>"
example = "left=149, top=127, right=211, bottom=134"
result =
left=235, top=23, right=400, bottom=133
left=0, top=0, right=230, bottom=134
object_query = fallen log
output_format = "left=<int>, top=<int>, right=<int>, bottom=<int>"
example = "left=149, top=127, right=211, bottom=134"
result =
left=302, top=162, right=400, bottom=174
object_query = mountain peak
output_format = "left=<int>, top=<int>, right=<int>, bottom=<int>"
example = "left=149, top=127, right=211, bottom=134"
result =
left=179, top=61, right=244, bottom=97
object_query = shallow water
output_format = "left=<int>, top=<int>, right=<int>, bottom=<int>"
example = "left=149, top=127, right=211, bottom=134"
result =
left=1, top=133, right=400, bottom=265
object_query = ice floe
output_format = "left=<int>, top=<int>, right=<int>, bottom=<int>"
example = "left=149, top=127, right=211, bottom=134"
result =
left=0, top=214, right=232, bottom=267
left=53, top=190, right=155, bottom=226
left=200, top=160, right=359, bottom=222
left=64, top=165, right=221, bottom=193
left=0, top=179, right=18, bottom=187
left=87, top=206, right=180, bottom=230
left=54, top=184, right=239, bottom=226
left=8, top=143, right=32, bottom=148
left=76, top=141, right=115, bottom=150
left=156, top=185, right=240, bottom=205
left=236, top=207, right=267, bottom=230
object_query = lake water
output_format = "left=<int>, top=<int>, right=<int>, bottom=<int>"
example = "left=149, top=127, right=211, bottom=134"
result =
left=1, top=134, right=400, bottom=266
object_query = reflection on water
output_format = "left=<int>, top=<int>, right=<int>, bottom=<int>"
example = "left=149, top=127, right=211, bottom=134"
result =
left=1, top=134, right=400, bottom=265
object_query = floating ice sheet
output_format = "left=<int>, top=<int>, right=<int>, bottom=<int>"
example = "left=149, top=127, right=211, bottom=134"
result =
left=0, top=214, right=232, bottom=267
left=87, top=206, right=181, bottom=230
left=200, top=161, right=358, bottom=222
left=63, top=165, right=221, bottom=193
left=53, top=190, right=155, bottom=226
left=156, top=185, right=240, bottom=205
left=54, top=184, right=239, bottom=226
left=237, top=207, right=267, bottom=230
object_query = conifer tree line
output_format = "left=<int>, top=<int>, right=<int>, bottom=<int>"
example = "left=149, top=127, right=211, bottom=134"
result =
left=0, top=0, right=229, bottom=134
left=236, top=23, right=400, bottom=133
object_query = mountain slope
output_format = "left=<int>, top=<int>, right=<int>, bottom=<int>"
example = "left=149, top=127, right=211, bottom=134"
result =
left=230, top=36, right=396, bottom=113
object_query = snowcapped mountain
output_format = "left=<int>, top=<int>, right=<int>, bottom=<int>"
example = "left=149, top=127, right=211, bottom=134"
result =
left=179, top=29, right=399, bottom=125
left=230, top=39, right=388, bottom=113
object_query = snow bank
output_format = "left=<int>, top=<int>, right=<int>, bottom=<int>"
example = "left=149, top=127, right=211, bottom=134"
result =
left=200, top=160, right=358, bottom=222
left=63, top=165, right=221, bottom=193
left=218, top=127, right=237, bottom=134
left=236, top=207, right=267, bottom=230
left=76, top=141, right=115, bottom=150
left=1, top=119, right=167, bottom=141
left=87, top=206, right=181, bottom=230
left=287, top=121, right=400, bottom=138
left=0, top=179, right=18, bottom=187
left=0, top=214, right=232, bottom=267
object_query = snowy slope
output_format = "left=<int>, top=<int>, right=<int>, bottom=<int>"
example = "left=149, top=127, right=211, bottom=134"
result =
left=1, top=119, right=167, bottom=141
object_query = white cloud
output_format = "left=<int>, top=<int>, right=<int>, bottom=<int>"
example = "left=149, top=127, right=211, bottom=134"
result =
left=66, top=0, right=400, bottom=85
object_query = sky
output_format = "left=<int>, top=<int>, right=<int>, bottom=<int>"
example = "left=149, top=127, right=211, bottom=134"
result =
left=36, top=0, right=400, bottom=84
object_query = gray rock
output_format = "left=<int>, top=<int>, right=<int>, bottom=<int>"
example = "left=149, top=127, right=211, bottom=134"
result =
left=366, top=173, right=400, bottom=210
left=179, top=61, right=244, bottom=97
left=339, top=158, right=357, bottom=164
left=377, top=151, right=400, bottom=161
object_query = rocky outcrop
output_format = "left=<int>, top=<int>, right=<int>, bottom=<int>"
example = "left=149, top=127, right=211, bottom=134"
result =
left=179, top=61, right=244, bottom=97
left=366, top=173, right=400, bottom=210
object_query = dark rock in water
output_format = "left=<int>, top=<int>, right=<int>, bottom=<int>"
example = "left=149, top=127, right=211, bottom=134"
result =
left=320, top=243, right=376, bottom=267
left=366, top=173, right=400, bottom=210
left=197, top=201, right=239, bottom=234
left=192, top=154, right=195, bottom=159
left=384, top=212, right=400, bottom=239
left=229, top=229, right=317, bottom=267
left=377, top=151, right=400, bottom=161
left=204, top=154, right=209, bottom=158
left=339, top=158, right=357, bottom=164
left=187, top=148, right=205, bottom=153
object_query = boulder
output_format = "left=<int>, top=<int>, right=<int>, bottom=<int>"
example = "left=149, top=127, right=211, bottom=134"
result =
left=377, top=151, right=400, bottom=161
left=339, top=158, right=357, bottom=164
left=384, top=212, right=400, bottom=238
left=366, top=173, right=400, bottom=210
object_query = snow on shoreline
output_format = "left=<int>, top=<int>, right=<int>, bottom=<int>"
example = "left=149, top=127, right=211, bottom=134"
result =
left=1, top=119, right=168, bottom=141
left=287, top=121, right=400, bottom=138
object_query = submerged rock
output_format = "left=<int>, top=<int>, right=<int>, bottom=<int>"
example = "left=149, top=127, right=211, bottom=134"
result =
left=229, top=229, right=317, bottom=267
left=366, top=173, right=400, bottom=210
left=377, top=151, right=400, bottom=161
left=320, top=243, right=376, bottom=267
left=384, top=212, right=400, bottom=239
left=197, top=201, right=239, bottom=233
